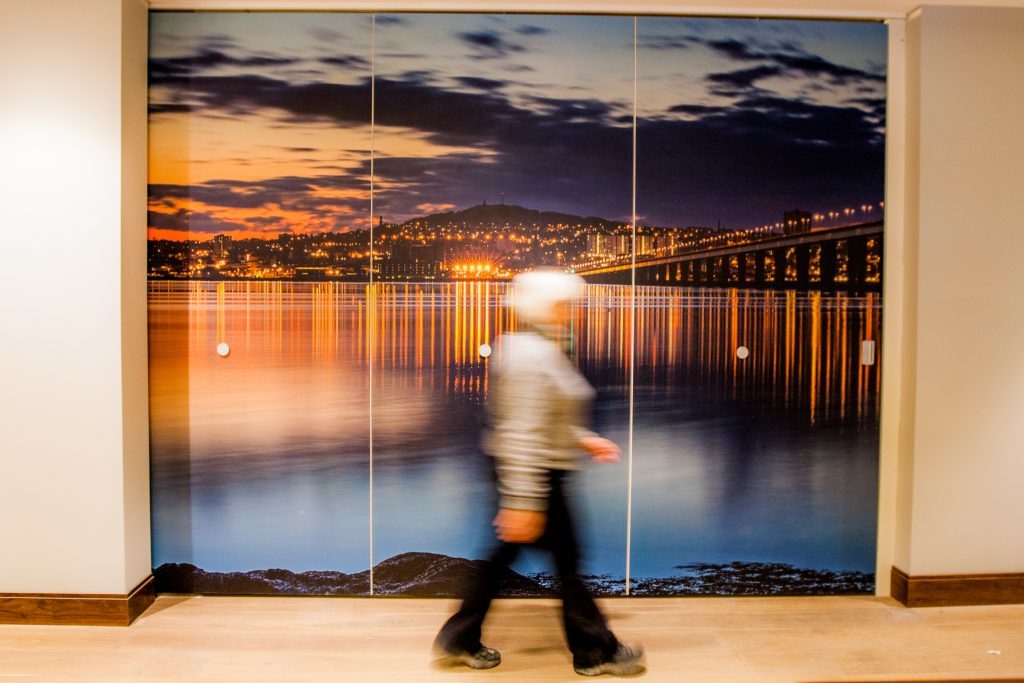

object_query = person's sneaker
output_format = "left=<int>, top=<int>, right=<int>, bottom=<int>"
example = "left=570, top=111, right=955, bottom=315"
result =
left=573, top=643, right=645, bottom=677
left=433, top=645, right=501, bottom=670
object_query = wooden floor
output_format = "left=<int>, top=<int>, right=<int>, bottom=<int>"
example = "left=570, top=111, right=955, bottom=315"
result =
left=2, top=595, right=1023, bottom=682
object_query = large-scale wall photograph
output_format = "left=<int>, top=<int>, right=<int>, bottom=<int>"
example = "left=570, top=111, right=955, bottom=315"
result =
left=147, top=11, right=886, bottom=596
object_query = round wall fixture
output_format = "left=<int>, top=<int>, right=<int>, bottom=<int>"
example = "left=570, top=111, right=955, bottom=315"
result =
left=478, top=343, right=492, bottom=358
left=216, top=342, right=231, bottom=357
left=736, top=345, right=750, bottom=359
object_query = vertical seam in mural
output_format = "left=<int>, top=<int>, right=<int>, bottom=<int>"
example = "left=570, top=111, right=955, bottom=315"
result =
left=626, top=15, right=638, bottom=598
left=368, top=13, right=377, bottom=597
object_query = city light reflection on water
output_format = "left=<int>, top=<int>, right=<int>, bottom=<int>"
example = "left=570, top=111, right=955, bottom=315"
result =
left=149, top=280, right=879, bottom=580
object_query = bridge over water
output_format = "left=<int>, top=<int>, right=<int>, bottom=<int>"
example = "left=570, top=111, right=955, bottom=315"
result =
left=576, top=221, right=883, bottom=293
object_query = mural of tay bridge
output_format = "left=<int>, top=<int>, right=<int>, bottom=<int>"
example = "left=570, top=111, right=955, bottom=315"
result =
left=147, top=11, right=887, bottom=598
left=579, top=220, right=884, bottom=292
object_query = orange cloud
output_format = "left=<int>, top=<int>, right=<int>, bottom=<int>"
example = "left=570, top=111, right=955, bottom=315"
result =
left=416, top=203, right=456, bottom=214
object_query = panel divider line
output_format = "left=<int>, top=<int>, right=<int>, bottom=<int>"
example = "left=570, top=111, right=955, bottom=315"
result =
left=625, top=15, right=637, bottom=597
left=368, top=13, right=376, bottom=597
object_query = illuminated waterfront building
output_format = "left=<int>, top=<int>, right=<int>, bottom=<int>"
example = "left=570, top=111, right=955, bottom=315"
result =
left=586, top=233, right=611, bottom=258
left=379, top=240, right=446, bottom=280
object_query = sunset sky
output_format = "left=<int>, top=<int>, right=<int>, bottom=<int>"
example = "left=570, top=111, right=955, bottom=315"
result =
left=148, top=12, right=886, bottom=240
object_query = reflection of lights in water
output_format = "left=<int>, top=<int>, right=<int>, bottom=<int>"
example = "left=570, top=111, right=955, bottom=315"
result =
left=577, top=285, right=881, bottom=424
left=151, top=282, right=881, bottom=439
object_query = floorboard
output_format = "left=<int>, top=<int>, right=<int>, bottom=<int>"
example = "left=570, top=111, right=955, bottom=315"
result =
left=1, top=595, right=1022, bottom=682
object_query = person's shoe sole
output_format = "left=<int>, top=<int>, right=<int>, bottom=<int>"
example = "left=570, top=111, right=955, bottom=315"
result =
left=573, top=660, right=646, bottom=677
left=433, top=647, right=501, bottom=670
left=573, top=644, right=646, bottom=677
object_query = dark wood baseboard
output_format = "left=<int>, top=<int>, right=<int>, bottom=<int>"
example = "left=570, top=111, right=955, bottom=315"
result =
left=0, top=574, right=156, bottom=626
left=891, top=566, right=1024, bottom=607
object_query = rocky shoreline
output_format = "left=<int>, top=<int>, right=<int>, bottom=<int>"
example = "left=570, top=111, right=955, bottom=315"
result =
left=155, top=552, right=873, bottom=597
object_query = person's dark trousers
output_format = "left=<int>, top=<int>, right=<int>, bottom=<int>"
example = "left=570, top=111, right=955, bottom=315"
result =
left=436, top=470, right=619, bottom=668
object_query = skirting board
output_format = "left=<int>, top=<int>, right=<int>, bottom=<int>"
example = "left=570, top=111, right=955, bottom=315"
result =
left=0, top=575, right=156, bottom=626
left=891, top=566, right=1024, bottom=607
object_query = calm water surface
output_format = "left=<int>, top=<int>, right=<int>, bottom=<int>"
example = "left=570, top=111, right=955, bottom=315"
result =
left=149, top=281, right=881, bottom=586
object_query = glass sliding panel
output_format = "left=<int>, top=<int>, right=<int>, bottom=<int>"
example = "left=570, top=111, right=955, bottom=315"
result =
left=630, top=16, right=887, bottom=595
left=369, top=13, right=635, bottom=595
left=148, top=12, right=374, bottom=594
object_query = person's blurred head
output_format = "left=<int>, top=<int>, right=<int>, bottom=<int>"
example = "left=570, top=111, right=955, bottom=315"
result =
left=510, top=269, right=585, bottom=326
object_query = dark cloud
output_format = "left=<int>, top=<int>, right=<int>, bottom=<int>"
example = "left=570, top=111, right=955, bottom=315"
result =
left=319, top=55, right=370, bottom=69
left=148, top=184, right=190, bottom=201
left=638, top=34, right=699, bottom=50
left=374, top=15, right=407, bottom=26
left=150, top=72, right=373, bottom=123
left=376, top=52, right=430, bottom=60
left=667, top=103, right=721, bottom=116
left=706, top=65, right=782, bottom=91
left=705, top=38, right=760, bottom=60
left=772, top=53, right=885, bottom=84
left=704, top=38, right=885, bottom=86
left=374, top=77, right=519, bottom=141
left=732, top=95, right=883, bottom=146
left=148, top=208, right=252, bottom=234
left=456, top=31, right=525, bottom=59
left=149, top=103, right=194, bottom=115
left=801, top=81, right=831, bottom=94
left=398, top=69, right=436, bottom=83
left=244, top=55, right=301, bottom=68
left=664, top=95, right=883, bottom=147
left=515, top=25, right=551, bottom=36
left=523, top=95, right=613, bottom=121
left=152, top=174, right=364, bottom=205
left=454, top=76, right=508, bottom=91
left=152, top=64, right=627, bottom=157
left=150, top=48, right=299, bottom=80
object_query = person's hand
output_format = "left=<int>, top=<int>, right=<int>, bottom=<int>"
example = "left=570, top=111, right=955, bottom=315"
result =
left=493, top=508, right=546, bottom=543
left=579, top=436, right=621, bottom=463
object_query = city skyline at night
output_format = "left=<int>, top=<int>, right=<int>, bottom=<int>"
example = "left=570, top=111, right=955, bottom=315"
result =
left=147, top=198, right=883, bottom=283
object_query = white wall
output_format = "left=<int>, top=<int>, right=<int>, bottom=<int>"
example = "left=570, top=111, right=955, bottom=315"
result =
left=895, top=5, right=1024, bottom=575
left=0, top=0, right=150, bottom=595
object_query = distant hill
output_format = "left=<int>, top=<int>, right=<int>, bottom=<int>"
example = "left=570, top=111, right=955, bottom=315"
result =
left=396, top=203, right=624, bottom=231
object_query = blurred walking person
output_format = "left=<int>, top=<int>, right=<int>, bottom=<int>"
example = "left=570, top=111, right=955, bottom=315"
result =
left=433, top=270, right=645, bottom=677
